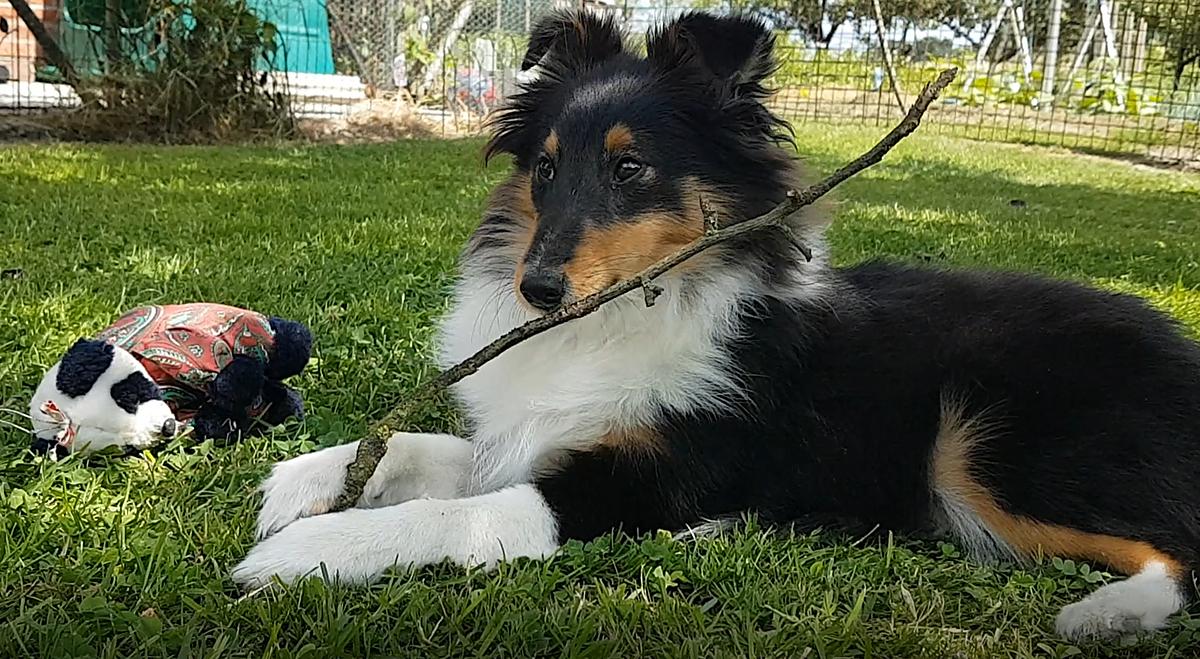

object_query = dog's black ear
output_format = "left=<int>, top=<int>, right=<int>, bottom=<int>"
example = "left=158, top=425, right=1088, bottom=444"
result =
left=647, top=12, right=776, bottom=91
left=487, top=10, right=625, bottom=163
left=57, top=339, right=114, bottom=397
left=647, top=12, right=788, bottom=144
left=520, top=9, right=625, bottom=74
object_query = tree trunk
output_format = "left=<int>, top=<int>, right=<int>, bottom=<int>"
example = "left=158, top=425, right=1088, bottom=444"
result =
left=1175, top=48, right=1199, bottom=91
left=419, top=0, right=475, bottom=99
left=871, top=0, right=906, bottom=114
left=104, top=0, right=121, bottom=72
left=1064, top=5, right=1100, bottom=95
left=1132, top=17, right=1147, bottom=76
left=1043, top=0, right=1064, bottom=96
left=962, top=0, right=1009, bottom=92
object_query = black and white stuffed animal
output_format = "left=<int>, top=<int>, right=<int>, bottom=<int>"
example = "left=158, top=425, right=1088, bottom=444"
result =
left=29, top=341, right=180, bottom=456
left=29, top=303, right=312, bottom=458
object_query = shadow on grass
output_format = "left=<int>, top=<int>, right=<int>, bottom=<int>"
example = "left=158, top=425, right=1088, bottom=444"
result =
left=825, top=156, right=1200, bottom=290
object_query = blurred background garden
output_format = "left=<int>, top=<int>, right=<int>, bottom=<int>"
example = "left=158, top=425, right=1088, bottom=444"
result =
left=1, top=0, right=1197, bottom=160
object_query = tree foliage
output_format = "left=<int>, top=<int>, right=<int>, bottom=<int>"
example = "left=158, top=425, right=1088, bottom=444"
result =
left=1127, top=0, right=1200, bottom=84
left=718, top=0, right=1199, bottom=87
left=715, top=0, right=1021, bottom=48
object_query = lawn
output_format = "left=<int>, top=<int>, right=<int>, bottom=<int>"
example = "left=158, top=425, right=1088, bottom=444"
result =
left=2, top=126, right=1199, bottom=659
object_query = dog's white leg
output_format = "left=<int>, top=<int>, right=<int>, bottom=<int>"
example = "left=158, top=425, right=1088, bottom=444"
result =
left=233, top=483, right=558, bottom=587
left=254, top=432, right=472, bottom=539
left=1055, top=561, right=1186, bottom=640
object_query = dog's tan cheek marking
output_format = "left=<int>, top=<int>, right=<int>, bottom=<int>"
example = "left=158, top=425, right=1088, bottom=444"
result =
left=560, top=177, right=733, bottom=298
left=494, top=173, right=538, bottom=254
left=931, top=398, right=1184, bottom=578
left=605, top=124, right=634, bottom=154
left=479, top=172, right=539, bottom=300
left=563, top=216, right=704, bottom=298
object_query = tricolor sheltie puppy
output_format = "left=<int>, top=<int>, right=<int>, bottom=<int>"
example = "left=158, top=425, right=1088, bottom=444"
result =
left=234, top=10, right=1200, bottom=641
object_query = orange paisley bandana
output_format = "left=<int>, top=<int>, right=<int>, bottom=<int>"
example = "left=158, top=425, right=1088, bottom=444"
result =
left=96, top=303, right=276, bottom=420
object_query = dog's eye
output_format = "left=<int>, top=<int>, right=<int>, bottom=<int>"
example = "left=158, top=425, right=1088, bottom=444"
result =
left=613, top=157, right=642, bottom=184
left=535, top=156, right=555, bottom=182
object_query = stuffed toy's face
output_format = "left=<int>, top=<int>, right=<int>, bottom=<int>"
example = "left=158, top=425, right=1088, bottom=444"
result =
left=29, top=340, right=178, bottom=458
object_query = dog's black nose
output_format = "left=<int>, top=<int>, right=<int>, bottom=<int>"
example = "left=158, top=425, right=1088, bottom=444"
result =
left=519, top=272, right=566, bottom=311
left=160, top=418, right=177, bottom=438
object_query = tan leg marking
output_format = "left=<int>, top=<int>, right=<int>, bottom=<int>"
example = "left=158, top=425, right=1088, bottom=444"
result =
left=931, top=397, right=1182, bottom=577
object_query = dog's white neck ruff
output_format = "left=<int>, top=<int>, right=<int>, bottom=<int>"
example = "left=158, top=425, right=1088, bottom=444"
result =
left=438, top=268, right=752, bottom=493
left=437, top=258, right=826, bottom=495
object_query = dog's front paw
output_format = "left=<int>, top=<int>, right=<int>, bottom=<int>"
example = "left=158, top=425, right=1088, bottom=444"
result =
left=255, top=443, right=357, bottom=539
left=233, top=509, right=396, bottom=587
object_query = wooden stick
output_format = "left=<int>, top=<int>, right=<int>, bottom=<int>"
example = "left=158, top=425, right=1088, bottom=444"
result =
left=328, top=67, right=959, bottom=512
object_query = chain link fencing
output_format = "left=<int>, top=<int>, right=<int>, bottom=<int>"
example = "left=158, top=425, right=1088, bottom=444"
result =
left=1, top=0, right=1197, bottom=159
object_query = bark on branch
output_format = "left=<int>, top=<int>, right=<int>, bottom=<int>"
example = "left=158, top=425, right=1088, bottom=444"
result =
left=328, top=67, right=959, bottom=512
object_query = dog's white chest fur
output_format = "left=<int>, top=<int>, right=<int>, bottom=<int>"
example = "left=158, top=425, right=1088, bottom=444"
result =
left=436, top=271, right=750, bottom=493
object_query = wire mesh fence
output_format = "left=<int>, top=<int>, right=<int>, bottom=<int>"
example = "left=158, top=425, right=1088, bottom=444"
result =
left=2, top=0, right=1197, bottom=158
left=755, top=0, right=1200, bottom=161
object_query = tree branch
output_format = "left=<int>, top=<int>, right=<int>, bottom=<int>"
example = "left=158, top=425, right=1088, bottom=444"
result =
left=327, top=67, right=958, bottom=513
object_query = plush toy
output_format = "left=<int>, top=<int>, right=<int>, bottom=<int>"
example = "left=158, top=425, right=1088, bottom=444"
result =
left=28, top=303, right=312, bottom=458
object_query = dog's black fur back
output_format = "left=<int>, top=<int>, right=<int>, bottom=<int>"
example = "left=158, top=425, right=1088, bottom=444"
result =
left=470, top=8, right=1200, bottom=641
left=540, top=263, right=1200, bottom=558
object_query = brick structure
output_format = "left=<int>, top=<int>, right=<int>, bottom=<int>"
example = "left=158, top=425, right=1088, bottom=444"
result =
left=0, top=0, right=62, bottom=82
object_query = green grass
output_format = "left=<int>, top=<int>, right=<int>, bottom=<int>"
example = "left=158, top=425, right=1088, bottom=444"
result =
left=2, top=126, right=1199, bottom=658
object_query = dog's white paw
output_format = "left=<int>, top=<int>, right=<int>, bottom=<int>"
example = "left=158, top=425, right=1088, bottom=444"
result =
left=234, top=509, right=397, bottom=587
left=1054, top=561, right=1183, bottom=641
left=233, top=483, right=559, bottom=590
left=255, top=443, right=357, bottom=539
left=1056, top=598, right=1149, bottom=640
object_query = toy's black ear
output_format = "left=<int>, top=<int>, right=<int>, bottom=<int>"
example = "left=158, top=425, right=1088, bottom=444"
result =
left=110, top=372, right=162, bottom=414
left=647, top=12, right=776, bottom=91
left=57, top=339, right=114, bottom=397
left=520, top=9, right=625, bottom=74
left=266, top=317, right=312, bottom=380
